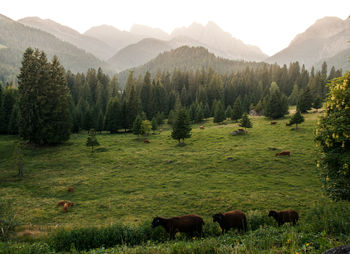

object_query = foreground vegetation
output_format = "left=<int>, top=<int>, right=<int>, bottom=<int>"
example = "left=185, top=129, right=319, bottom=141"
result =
left=1, top=112, right=350, bottom=253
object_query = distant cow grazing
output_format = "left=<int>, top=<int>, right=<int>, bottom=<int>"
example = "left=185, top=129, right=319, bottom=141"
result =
left=213, top=210, right=247, bottom=234
left=144, top=138, right=150, bottom=143
left=200, top=126, right=205, bottom=130
left=286, top=122, right=292, bottom=126
left=63, top=203, right=68, bottom=212
left=268, top=209, right=299, bottom=226
left=68, top=187, right=74, bottom=192
left=152, top=214, right=204, bottom=240
left=67, top=201, right=74, bottom=207
left=270, top=121, right=277, bottom=125
left=275, top=151, right=291, bottom=157
left=57, top=200, right=66, bottom=207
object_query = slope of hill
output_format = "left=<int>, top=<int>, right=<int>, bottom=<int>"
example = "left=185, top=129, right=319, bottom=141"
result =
left=0, top=14, right=109, bottom=83
left=315, top=48, right=350, bottom=72
left=267, top=17, right=350, bottom=69
left=84, top=25, right=142, bottom=54
left=171, top=21, right=268, bottom=61
left=18, top=17, right=114, bottom=60
left=107, top=38, right=173, bottom=71
left=117, top=46, right=267, bottom=86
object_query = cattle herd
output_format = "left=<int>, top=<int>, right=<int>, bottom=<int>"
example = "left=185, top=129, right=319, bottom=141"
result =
left=152, top=209, right=299, bottom=239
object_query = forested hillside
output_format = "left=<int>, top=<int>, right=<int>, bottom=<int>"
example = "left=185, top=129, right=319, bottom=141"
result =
left=117, top=46, right=268, bottom=86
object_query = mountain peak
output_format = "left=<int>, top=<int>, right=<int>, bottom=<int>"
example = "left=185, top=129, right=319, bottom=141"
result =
left=130, top=24, right=169, bottom=40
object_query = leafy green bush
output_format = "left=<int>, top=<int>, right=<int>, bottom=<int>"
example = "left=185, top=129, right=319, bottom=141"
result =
left=303, top=202, right=350, bottom=235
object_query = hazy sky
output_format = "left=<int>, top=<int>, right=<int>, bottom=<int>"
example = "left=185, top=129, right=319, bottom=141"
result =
left=2, top=0, right=349, bottom=56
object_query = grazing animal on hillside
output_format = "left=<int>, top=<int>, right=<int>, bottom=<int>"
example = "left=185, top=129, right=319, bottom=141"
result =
left=212, top=210, right=247, bottom=234
left=68, top=187, right=74, bottom=192
left=144, top=139, right=150, bottom=143
left=286, top=122, right=292, bottom=126
left=152, top=214, right=204, bottom=240
left=270, top=121, right=277, bottom=125
left=67, top=201, right=74, bottom=207
left=63, top=203, right=68, bottom=212
left=275, top=151, right=291, bottom=156
left=268, top=209, right=299, bottom=226
left=200, top=126, right=205, bottom=130
left=57, top=200, right=66, bottom=207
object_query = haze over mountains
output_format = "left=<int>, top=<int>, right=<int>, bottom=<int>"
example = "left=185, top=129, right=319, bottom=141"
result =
left=0, top=13, right=349, bottom=84
left=267, top=16, right=350, bottom=70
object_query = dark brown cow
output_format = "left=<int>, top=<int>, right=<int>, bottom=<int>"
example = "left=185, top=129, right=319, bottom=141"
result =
left=144, top=138, right=150, bottom=143
left=213, top=210, right=247, bottom=234
left=270, top=121, right=277, bottom=125
left=200, top=126, right=205, bottom=130
left=68, top=187, right=74, bottom=192
left=152, top=214, right=204, bottom=239
left=268, top=210, right=299, bottom=226
left=275, top=151, right=291, bottom=156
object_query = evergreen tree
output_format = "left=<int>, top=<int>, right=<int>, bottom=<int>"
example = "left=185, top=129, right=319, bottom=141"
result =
left=264, top=82, right=289, bottom=119
left=96, top=110, right=104, bottom=133
left=214, top=101, right=225, bottom=123
left=104, top=97, right=121, bottom=133
left=231, top=96, right=243, bottom=121
left=194, top=104, right=204, bottom=123
left=313, top=96, right=323, bottom=111
left=171, top=107, right=192, bottom=144
left=17, top=49, right=72, bottom=144
left=86, top=129, right=99, bottom=152
left=289, top=110, right=304, bottom=129
left=225, top=105, right=233, bottom=120
left=167, top=110, right=176, bottom=126
left=132, top=114, right=142, bottom=136
left=127, top=85, right=139, bottom=128
left=203, top=103, right=210, bottom=118
left=297, top=87, right=313, bottom=113
left=288, top=84, right=300, bottom=105
left=155, top=112, right=164, bottom=125
left=0, top=88, right=16, bottom=134
left=239, top=113, right=252, bottom=131
left=8, top=102, right=19, bottom=135
left=151, top=117, right=158, bottom=132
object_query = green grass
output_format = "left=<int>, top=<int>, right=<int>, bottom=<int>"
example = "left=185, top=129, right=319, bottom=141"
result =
left=1, top=111, right=350, bottom=253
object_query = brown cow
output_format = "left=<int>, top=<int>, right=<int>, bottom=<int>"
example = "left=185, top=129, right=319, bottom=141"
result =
left=144, top=138, right=150, bottom=143
left=270, top=121, right=277, bottom=125
left=275, top=151, right=291, bottom=156
left=268, top=210, right=299, bottom=226
left=213, top=210, right=247, bottom=234
left=63, top=203, right=68, bottom=212
left=57, top=200, right=66, bottom=207
left=200, top=126, right=205, bottom=130
left=67, top=201, right=74, bottom=207
left=152, top=214, right=204, bottom=240
left=68, top=187, right=74, bottom=192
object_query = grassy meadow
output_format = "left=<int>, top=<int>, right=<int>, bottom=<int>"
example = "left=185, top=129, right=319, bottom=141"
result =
left=1, top=111, right=350, bottom=253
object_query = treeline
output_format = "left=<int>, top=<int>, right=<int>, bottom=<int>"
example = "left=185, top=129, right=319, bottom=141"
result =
left=0, top=52, right=342, bottom=137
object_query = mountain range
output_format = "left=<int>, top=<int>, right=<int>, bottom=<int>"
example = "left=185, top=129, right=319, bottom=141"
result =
left=0, top=13, right=349, bottom=84
left=267, top=16, right=350, bottom=70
